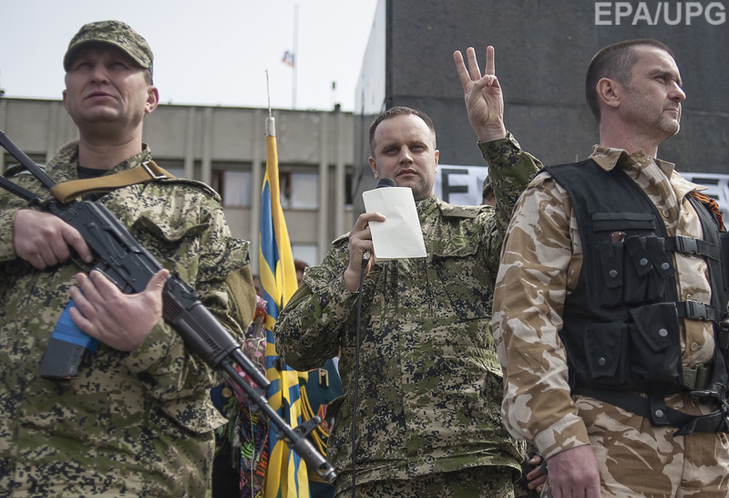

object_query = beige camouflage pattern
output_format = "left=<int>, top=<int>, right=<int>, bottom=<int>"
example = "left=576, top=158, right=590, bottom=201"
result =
left=275, top=135, right=541, bottom=494
left=0, top=142, right=254, bottom=496
left=492, top=143, right=729, bottom=496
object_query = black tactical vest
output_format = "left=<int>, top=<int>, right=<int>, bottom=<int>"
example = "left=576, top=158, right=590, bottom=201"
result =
left=545, top=160, right=729, bottom=398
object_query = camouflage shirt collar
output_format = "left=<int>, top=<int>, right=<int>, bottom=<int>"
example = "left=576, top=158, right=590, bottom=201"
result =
left=46, top=141, right=154, bottom=182
left=106, top=144, right=153, bottom=175
left=415, top=195, right=439, bottom=217
left=589, top=144, right=676, bottom=177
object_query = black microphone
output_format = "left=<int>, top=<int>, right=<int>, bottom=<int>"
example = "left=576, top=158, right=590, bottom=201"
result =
left=363, top=178, right=396, bottom=264
left=376, top=177, right=397, bottom=188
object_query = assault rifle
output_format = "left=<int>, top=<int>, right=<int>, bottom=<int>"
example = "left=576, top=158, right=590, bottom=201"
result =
left=0, top=130, right=336, bottom=484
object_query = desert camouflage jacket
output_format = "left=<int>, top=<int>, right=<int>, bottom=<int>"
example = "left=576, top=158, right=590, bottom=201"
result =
left=275, top=134, right=541, bottom=492
left=0, top=142, right=255, bottom=497
left=492, top=144, right=716, bottom=460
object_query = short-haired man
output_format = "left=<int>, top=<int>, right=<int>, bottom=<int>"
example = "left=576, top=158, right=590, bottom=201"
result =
left=492, top=39, right=729, bottom=497
left=0, top=21, right=255, bottom=496
left=274, top=47, right=541, bottom=496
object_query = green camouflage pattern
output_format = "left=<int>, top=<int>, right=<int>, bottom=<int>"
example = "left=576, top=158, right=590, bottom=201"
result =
left=492, top=143, right=729, bottom=495
left=339, top=466, right=515, bottom=498
left=63, top=20, right=153, bottom=74
left=482, top=175, right=492, bottom=198
left=275, top=134, right=541, bottom=494
left=0, top=142, right=253, bottom=496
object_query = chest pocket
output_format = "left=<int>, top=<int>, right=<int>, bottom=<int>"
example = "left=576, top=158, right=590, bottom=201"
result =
left=133, top=212, right=210, bottom=245
left=128, top=210, right=212, bottom=282
left=592, top=212, right=675, bottom=308
left=432, top=236, right=492, bottom=321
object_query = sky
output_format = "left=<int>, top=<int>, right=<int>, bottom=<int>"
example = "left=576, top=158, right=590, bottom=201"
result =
left=0, top=0, right=380, bottom=112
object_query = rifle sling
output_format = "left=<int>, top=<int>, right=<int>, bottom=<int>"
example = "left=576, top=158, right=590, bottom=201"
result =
left=50, top=160, right=175, bottom=203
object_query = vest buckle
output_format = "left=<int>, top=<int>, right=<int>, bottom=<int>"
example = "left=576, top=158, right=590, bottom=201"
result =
left=686, top=300, right=710, bottom=321
left=676, top=236, right=699, bottom=255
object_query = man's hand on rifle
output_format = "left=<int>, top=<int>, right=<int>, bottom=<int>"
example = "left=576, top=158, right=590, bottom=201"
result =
left=69, top=269, right=169, bottom=352
left=13, top=209, right=93, bottom=269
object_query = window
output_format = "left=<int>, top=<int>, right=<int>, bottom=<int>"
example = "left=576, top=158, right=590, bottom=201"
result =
left=293, top=244, right=318, bottom=267
left=281, top=172, right=318, bottom=209
left=223, top=170, right=252, bottom=207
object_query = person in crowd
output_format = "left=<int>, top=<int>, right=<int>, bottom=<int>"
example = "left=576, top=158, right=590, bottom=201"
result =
left=492, top=38, right=729, bottom=497
left=294, top=259, right=309, bottom=285
left=0, top=20, right=255, bottom=496
left=274, top=46, right=541, bottom=497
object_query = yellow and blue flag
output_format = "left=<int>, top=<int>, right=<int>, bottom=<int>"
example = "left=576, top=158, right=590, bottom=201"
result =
left=259, top=114, right=309, bottom=498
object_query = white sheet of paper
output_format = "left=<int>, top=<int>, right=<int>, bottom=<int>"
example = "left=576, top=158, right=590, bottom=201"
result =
left=362, top=186, right=427, bottom=260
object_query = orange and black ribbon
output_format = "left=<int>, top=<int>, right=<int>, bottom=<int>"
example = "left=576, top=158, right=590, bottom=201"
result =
left=689, top=191, right=725, bottom=232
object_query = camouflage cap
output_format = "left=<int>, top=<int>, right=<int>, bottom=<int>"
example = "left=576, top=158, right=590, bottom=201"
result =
left=63, top=21, right=153, bottom=76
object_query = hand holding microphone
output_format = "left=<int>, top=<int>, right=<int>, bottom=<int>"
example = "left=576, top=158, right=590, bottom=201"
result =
left=344, top=178, right=394, bottom=292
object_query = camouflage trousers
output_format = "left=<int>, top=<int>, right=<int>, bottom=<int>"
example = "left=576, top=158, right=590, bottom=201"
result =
left=334, top=466, right=515, bottom=498
left=542, top=393, right=729, bottom=497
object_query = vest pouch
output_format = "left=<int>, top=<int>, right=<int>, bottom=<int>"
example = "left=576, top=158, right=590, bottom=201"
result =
left=643, top=235, right=674, bottom=300
left=623, top=235, right=653, bottom=305
left=627, top=303, right=683, bottom=392
left=567, top=321, right=630, bottom=388
left=598, top=241, right=624, bottom=308
left=592, top=213, right=659, bottom=308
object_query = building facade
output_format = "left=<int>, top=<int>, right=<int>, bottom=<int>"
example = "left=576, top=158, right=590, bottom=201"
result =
left=0, top=97, right=356, bottom=271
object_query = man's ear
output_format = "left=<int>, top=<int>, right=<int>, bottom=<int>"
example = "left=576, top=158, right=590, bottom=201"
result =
left=62, top=89, right=68, bottom=111
left=597, top=77, right=622, bottom=110
left=145, top=86, right=160, bottom=115
left=368, top=156, right=380, bottom=179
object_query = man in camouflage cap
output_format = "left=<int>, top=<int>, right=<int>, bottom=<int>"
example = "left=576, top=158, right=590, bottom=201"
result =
left=63, top=20, right=154, bottom=78
left=275, top=46, right=540, bottom=497
left=492, top=39, right=729, bottom=497
left=0, top=20, right=255, bottom=496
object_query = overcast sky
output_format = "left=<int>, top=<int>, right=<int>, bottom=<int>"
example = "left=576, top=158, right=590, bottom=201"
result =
left=0, top=0, right=379, bottom=111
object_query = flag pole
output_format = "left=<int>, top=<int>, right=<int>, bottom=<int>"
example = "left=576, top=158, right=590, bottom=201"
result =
left=266, top=70, right=275, bottom=138
left=292, top=3, right=298, bottom=109
left=260, top=70, right=312, bottom=497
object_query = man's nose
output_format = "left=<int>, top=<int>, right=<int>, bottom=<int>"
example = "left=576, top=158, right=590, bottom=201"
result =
left=399, top=147, right=414, bottom=163
left=670, top=82, right=686, bottom=103
left=89, top=64, right=109, bottom=84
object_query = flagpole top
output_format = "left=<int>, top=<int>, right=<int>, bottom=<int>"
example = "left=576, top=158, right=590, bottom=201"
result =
left=264, top=69, right=275, bottom=137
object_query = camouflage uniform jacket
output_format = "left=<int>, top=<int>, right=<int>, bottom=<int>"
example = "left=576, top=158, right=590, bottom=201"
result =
left=275, top=135, right=541, bottom=492
left=0, top=142, right=255, bottom=497
left=493, top=144, right=717, bottom=461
